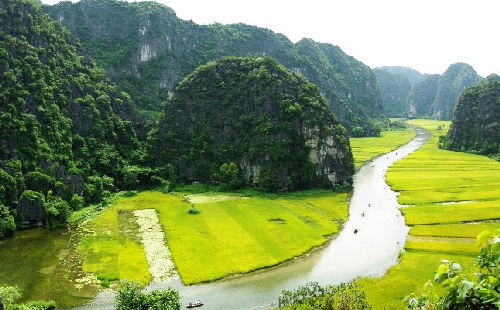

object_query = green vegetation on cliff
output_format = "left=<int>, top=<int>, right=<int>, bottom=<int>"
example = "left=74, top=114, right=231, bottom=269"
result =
left=0, top=0, right=144, bottom=236
left=432, top=62, right=482, bottom=120
left=44, top=0, right=386, bottom=135
left=150, top=56, right=354, bottom=191
left=442, top=80, right=500, bottom=158
left=375, top=63, right=483, bottom=120
left=373, top=68, right=411, bottom=117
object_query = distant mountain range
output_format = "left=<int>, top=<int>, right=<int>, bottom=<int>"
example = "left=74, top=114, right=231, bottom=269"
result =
left=374, top=63, right=486, bottom=119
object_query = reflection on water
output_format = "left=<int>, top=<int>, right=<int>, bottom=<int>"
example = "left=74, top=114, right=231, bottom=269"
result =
left=0, top=227, right=98, bottom=309
left=79, top=126, right=430, bottom=310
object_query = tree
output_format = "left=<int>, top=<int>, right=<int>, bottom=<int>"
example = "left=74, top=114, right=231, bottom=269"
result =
left=115, top=280, right=181, bottom=310
left=122, top=165, right=141, bottom=189
left=278, top=282, right=371, bottom=310
left=216, top=162, right=241, bottom=189
left=0, top=204, right=16, bottom=238
left=0, top=285, right=55, bottom=310
left=351, top=126, right=365, bottom=138
left=405, top=230, right=500, bottom=309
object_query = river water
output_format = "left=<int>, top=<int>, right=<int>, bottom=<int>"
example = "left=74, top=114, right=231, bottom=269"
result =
left=78, top=126, right=430, bottom=310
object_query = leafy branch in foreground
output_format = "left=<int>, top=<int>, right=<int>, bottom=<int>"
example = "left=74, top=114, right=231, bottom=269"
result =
left=277, top=282, right=371, bottom=310
left=405, top=230, right=500, bottom=309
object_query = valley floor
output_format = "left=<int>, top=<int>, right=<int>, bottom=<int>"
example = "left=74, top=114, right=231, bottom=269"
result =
left=360, top=119, right=500, bottom=309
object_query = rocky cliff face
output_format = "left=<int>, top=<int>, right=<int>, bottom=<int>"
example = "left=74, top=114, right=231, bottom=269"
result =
left=444, top=79, right=500, bottom=156
left=432, top=63, right=482, bottom=120
left=44, top=0, right=385, bottom=135
left=151, top=56, right=354, bottom=191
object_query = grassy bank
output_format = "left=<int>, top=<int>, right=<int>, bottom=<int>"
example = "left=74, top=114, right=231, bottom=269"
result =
left=360, top=119, right=500, bottom=309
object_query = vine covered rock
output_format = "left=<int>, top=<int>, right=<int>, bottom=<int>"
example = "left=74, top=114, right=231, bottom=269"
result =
left=150, top=56, right=354, bottom=191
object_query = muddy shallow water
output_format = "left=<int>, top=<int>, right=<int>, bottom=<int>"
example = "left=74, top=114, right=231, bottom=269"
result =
left=77, top=126, right=430, bottom=310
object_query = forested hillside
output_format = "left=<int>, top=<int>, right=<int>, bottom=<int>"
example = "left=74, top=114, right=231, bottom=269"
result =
left=44, top=0, right=385, bottom=135
left=375, top=66, right=424, bottom=87
left=432, top=62, right=482, bottom=120
left=373, top=68, right=411, bottom=117
left=149, top=56, right=354, bottom=191
left=407, top=74, right=441, bottom=118
left=0, top=0, right=145, bottom=236
left=442, top=79, right=500, bottom=157
left=0, top=0, right=359, bottom=237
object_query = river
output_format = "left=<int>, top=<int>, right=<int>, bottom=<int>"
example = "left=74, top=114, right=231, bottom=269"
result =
left=77, top=126, right=430, bottom=310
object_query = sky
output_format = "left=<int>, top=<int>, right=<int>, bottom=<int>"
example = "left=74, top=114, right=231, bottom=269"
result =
left=40, top=0, right=499, bottom=77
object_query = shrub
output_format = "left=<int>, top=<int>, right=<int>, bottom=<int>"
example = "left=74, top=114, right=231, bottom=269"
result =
left=0, top=285, right=55, bottom=310
left=187, top=204, right=201, bottom=215
left=115, top=280, right=181, bottom=310
left=278, top=282, right=371, bottom=310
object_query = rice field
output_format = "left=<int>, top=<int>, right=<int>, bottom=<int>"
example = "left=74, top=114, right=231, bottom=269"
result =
left=77, top=190, right=349, bottom=285
left=361, top=119, right=500, bottom=309
left=350, top=129, right=415, bottom=167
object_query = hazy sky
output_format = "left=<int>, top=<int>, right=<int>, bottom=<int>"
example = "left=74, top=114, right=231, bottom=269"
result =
left=41, top=0, right=499, bottom=77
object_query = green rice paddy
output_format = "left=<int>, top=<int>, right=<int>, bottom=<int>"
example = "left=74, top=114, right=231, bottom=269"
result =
left=78, top=190, right=349, bottom=285
left=360, top=119, right=500, bottom=309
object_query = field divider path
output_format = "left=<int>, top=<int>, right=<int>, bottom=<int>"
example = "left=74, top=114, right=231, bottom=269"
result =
left=133, top=209, right=177, bottom=283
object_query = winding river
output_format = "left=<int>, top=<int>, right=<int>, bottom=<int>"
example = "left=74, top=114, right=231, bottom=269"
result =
left=78, top=126, right=430, bottom=310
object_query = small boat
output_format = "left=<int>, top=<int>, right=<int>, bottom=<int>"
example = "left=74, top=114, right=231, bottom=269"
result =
left=186, top=301, right=204, bottom=308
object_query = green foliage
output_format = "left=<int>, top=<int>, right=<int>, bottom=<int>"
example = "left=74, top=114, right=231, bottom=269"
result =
left=115, top=280, right=181, bottom=310
left=84, top=175, right=114, bottom=204
left=97, top=272, right=119, bottom=288
left=444, top=81, right=500, bottom=158
left=0, top=285, right=55, bottom=310
left=351, top=126, right=365, bottom=138
left=153, top=56, right=353, bottom=191
left=0, top=0, right=146, bottom=232
left=69, top=194, right=84, bottom=211
left=187, top=203, right=200, bottom=215
left=44, top=0, right=386, bottom=135
left=0, top=203, right=16, bottom=237
left=278, top=282, right=371, bottom=310
left=44, top=192, right=69, bottom=228
left=216, top=162, right=239, bottom=183
left=433, top=63, right=482, bottom=120
left=373, top=68, right=411, bottom=118
left=405, top=230, right=500, bottom=309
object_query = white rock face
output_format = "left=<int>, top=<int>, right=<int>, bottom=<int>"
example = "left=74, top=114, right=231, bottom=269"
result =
left=133, top=209, right=176, bottom=283
left=304, top=126, right=342, bottom=183
left=140, top=44, right=156, bottom=62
